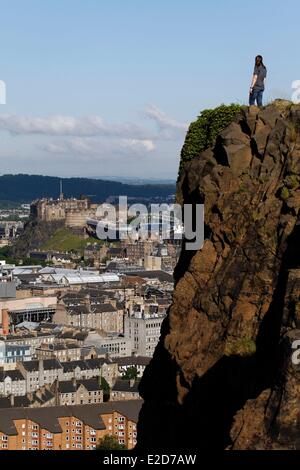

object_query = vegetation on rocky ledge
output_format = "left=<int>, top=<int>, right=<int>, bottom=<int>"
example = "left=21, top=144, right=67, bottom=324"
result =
left=179, top=103, right=242, bottom=174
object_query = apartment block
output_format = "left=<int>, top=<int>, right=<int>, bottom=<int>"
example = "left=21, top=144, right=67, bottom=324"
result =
left=0, top=400, right=141, bottom=450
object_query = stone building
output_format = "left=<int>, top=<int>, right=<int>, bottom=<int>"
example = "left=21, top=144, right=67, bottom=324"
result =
left=0, top=369, right=26, bottom=396
left=57, top=293, right=124, bottom=333
left=35, top=342, right=81, bottom=362
left=124, top=312, right=165, bottom=357
left=111, top=379, right=140, bottom=401
left=30, top=185, right=98, bottom=229
left=53, top=378, right=103, bottom=406
left=17, top=359, right=63, bottom=393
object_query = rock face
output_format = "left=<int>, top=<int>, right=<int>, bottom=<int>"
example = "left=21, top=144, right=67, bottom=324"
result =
left=137, top=101, right=300, bottom=450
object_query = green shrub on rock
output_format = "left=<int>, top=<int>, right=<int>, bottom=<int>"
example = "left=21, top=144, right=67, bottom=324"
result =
left=179, top=103, right=242, bottom=174
left=280, top=186, right=290, bottom=200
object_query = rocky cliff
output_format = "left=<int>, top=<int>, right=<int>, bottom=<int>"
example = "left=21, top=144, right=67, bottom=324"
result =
left=137, top=100, right=300, bottom=450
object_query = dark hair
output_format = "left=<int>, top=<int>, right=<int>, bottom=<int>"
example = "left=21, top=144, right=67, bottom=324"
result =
left=255, top=55, right=266, bottom=69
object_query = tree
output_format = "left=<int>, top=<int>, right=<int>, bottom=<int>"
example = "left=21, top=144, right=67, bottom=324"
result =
left=122, top=366, right=139, bottom=381
left=96, top=435, right=127, bottom=450
left=100, top=376, right=110, bottom=402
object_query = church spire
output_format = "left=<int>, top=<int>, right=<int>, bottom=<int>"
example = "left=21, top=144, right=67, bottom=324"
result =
left=59, top=179, right=64, bottom=200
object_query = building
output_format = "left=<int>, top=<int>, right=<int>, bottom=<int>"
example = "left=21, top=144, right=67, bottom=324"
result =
left=143, top=255, right=162, bottom=271
left=0, top=339, right=32, bottom=367
left=60, top=358, right=118, bottom=388
left=116, top=356, right=151, bottom=378
left=84, top=332, right=132, bottom=358
left=123, top=241, right=154, bottom=262
left=2, top=331, right=56, bottom=357
left=17, top=359, right=63, bottom=393
left=36, top=342, right=81, bottom=362
left=30, top=189, right=97, bottom=228
left=111, top=379, right=140, bottom=401
left=53, top=378, right=103, bottom=406
left=65, top=302, right=123, bottom=333
left=0, top=369, right=26, bottom=397
left=0, top=295, right=57, bottom=335
left=124, top=313, right=165, bottom=357
left=0, top=400, right=141, bottom=450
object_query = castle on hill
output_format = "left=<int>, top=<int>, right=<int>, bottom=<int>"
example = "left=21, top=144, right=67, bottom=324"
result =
left=30, top=181, right=98, bottom=228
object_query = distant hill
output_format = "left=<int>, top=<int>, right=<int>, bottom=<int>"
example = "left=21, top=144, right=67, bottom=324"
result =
left=0, top=174, right=175, bottom=204
left=93, top=176, right=176, bottom=185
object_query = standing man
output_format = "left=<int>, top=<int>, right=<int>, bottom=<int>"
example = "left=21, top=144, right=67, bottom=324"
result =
left=249, top=55, right=267, bottom=107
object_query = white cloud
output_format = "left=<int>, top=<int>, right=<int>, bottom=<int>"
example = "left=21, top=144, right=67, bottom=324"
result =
left=0, top=105, right=186, bottom=165
left=0, top=105, right=188, bottom=141
left=0, top=114, right=149, bottom=139
left=145, top=104, right=188, bottom=139
left=42, top=137, right=155, bottom=157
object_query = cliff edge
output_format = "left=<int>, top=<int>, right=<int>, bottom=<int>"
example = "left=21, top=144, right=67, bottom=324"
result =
left=137, top=100, right=300, bottom=450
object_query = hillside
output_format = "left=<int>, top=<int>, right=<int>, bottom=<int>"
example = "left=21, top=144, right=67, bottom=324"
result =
left=41, top=228, right=102, bottom=253
left=138, top=100, right=300, bottom=450
left=0, top=174, right=175, bottom=204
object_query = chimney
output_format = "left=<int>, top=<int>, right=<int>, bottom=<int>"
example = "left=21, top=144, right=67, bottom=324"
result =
left=71, top=377, right=77, bottom=389
left=129, top=378, right=135, bottom=388
left=9, top=394, right=14, bottom=407
left=52, top=379, right=60, bottom=406
left=83, top=294, right=90, bottom=308
left=38, top=359, right=44, bottom=388
left=1, top=309, right=10, bottom=335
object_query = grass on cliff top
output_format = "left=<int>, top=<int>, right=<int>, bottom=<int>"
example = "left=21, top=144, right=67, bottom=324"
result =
left=42, top=228, right=102, bottom=253
left=179, top=103, right=243, bottom=175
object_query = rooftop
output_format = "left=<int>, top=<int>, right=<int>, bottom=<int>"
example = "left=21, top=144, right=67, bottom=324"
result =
left=0, top=400, right=143, bottom=435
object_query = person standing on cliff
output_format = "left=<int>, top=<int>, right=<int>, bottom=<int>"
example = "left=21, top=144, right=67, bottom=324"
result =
left=249, top=55, right=267, bottom=107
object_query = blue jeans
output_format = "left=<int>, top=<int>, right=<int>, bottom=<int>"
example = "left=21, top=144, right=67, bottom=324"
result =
left=249, top=88, right=263, bottom=106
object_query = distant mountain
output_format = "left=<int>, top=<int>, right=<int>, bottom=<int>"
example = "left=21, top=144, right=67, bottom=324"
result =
left=0, top=174, right=175, bottom=204
left=93, top=176, right=176, bottom=185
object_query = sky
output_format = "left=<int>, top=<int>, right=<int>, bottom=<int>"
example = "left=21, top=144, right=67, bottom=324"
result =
left=0, top=0, right=299, bottom=179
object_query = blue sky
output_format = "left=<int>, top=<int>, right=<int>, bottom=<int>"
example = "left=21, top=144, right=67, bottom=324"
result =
left=0, top=0, right=299, bottom=179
